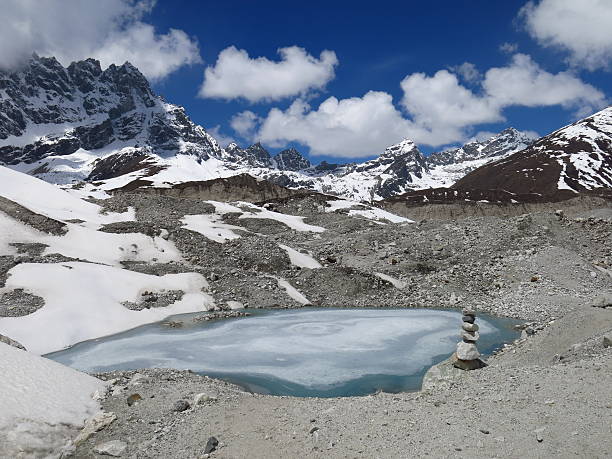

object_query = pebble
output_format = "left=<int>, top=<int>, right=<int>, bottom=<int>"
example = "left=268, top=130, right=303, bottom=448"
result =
left=194, top=392, right=218, bottom=405
left=93, top=440, right=127, bottom=457
left=173, top=400, right=191, bottom=412
left=204, top=436, right=219, bottom=454
left=462, top=315, right=475, bottom=324
left=126, top=393, right=142, bottom=406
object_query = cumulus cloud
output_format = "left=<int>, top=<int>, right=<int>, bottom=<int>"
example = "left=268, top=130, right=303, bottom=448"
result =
left=483, top=54, right=606, bottom=114
left=230, top=111, right=262, bottom=139
left=256, top=93, right=421, bottom=157
left=521, top=0, right=612, bottom=70
left=400, top=70, right=501, bottom=145
left=199, top=46, right=338, bottom=102
left=449, top=62, right=481, bottom=83
left=241, top=54, right=606, bottom=156
left=0, top=0, right=201, bottom=81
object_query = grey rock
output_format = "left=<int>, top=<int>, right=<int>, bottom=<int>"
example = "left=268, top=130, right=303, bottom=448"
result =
left=93, top=440, right=127, bottom=457
left=461, top=331, right=480, bottom=342
left=173, top=400, right=191, bottom=412
left=462, top=315, right=475, bottom=324
left=603, top=335, right=612, bottom=348
left=74, top=412, right=117, bottom=445
left=462, top=322, right=479, bottom=332
left=204, top=436, right=219, bottom=454
left=0, top=334, right=26, bottom=350
left=194, top=392, right=218, bottom=405
left=456, top=341, right=480, bottom=360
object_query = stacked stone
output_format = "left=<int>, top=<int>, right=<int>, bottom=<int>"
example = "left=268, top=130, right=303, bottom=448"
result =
left=453, top=308, right=486, bottom=370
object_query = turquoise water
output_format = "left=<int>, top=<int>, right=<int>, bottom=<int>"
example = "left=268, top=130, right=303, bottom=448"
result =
left=46, top=308, right=521, bottom=397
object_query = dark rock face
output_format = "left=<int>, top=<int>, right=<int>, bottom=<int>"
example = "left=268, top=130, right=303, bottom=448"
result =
left=88, top=150, right=164, bottom=181
left=274, top=147, right=311, bottom=171
left=454, top=107, right=612, bottom=195
left=0, top=54, right=221, bottom=170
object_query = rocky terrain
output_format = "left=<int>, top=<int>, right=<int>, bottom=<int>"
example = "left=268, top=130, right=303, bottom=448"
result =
left=1, top=55, right=612, bottom=459
left=0, top=163, right=611, bottom=457
left=63, top=192, right=611, bottom=459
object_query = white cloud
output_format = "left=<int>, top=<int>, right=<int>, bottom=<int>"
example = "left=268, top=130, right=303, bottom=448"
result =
left=449, top=62, right=481, bottom=83
left=199, top=46, right=338, bottom=102
left=0, top=0, right=201, bottom=81
left=230, top=111, right=261, bottom=138
left=207, top=125, right=235, bottom=148
left=256, top=92, right=421, bottom=157
left=500, top=42, right=518, bottom=54
left=400, top=70, right=501, bottom=144
left=243, top=54, right=606, bottom=156
left=483, top=54, right=606, bottom=114
left=521, top=0, right=612, bottom=70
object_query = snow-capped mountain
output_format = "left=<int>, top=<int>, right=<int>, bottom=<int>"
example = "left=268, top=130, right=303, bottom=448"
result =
left=455, top=106, right=612, bottom=195
left=0, top=55, right=537, bottom=201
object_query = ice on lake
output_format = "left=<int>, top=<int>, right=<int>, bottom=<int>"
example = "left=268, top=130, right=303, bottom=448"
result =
left=47, top=308, right=520, bottom=397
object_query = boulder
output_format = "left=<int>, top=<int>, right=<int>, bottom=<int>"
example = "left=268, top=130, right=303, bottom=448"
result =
left=456, top=341, right=480, bottom=360
left=93, top=440, right=127, bottom=457
left=74, top=412, right=117, bottom=445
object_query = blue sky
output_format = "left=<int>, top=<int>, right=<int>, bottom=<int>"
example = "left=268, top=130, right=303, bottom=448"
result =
left=3, top=0, right=612, bottom=162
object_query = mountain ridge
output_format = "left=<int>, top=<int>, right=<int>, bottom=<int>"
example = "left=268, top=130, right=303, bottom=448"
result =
left=3, top=54, right=609, bottom=203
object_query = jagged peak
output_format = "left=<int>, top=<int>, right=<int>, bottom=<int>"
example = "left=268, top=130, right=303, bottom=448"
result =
left=380, top=138, right=420, bottom=158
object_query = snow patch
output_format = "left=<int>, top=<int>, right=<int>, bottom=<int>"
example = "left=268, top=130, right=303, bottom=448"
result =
left=0, top=342, right=105, bottom=458
left=375, top=272, right=407, bottom=289
left=274, top=277, right=311, bottom=305
left=279, top=244, right=322, bottom=269
left=181, top=214, right=244, bottom=243
left=0, top=262, right=213, bottom=354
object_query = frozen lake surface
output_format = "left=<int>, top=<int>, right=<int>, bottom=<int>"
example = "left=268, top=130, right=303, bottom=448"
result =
left=47, top=308, right=520, bottom=397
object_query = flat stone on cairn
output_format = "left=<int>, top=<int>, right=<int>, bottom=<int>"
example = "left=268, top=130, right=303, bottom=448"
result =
left=453, top=307, right=486, bottom=370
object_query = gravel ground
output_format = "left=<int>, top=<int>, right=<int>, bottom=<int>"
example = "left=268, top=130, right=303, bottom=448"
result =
left=1, top=191, right=611, bottom=458
left=72, top=303, right=612, bottom=459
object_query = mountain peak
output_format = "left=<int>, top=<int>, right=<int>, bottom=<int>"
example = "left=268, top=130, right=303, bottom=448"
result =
left=274, top=147, right=311, bottom=171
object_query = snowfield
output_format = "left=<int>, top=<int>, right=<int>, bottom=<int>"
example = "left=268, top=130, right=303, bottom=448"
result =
left=0, top=165, right=134, bottom=228
left=0, top=262, right=213, bottom=354
left=0, top=342, right=105, bottom=458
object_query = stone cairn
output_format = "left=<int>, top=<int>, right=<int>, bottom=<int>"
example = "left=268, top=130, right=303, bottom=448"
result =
left=453, top=308, right=486, bottom=370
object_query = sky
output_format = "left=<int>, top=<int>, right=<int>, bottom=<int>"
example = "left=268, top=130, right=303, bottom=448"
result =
left=1, top=0, right=612, bottom=163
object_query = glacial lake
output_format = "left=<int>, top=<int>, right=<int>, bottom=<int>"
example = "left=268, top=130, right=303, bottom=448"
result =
left=46, top=308, right=521, bottom=397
